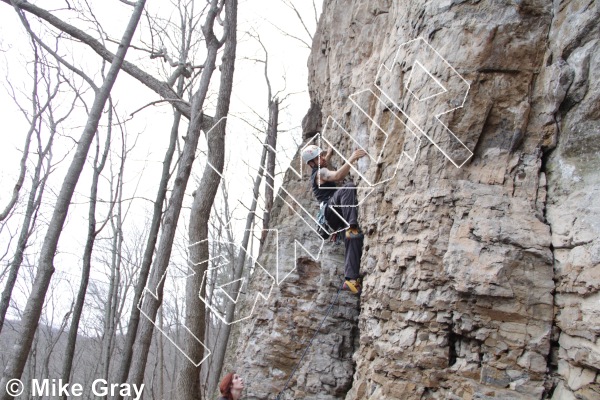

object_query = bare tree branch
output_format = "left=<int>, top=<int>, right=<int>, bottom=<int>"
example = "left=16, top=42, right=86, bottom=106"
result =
left=1, top=0, right=217, bottom=130
left=104, top=35, right=154, bottom=56
left=248, top=30, right=272, bottom=102
left=282, top=0, right=313, bottom=43
left=0, top=0, right=148, bottom=395
left=265, top=18, right=311, bottom=49
left=0, top=38, right=59, bottom=221
left=129, top=98, right=191, bottom=118
left=15, top=9, right=98, bottom=91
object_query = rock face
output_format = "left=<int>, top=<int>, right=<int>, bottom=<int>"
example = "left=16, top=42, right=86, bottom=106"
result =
left=233, top=1, right=599, bottom=399
left=232, top=163, right=361, bottom=399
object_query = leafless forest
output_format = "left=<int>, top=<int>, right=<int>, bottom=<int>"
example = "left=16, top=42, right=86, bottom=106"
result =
left=0, top=0, right=320, bottom=399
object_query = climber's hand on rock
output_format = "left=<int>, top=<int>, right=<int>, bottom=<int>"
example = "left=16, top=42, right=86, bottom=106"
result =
left=349, top=149, right=367, bottom=163
left=325, top=146, right=333, bottom=160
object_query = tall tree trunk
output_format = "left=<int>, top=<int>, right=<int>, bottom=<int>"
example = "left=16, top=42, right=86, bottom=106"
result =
left=102, top=157, right=125, bottom=393
left=23, top=331, right=38, bottom=399
left=0, top=42, right=60, bottom=331
left=205, top=142, right=268, bottom=397
left=206, top=75, right=278, bottom=400
left=60, top=106, right=112, bottom=398
left=114, top=83, right=182, bottom=390
left=0, top=126, right=54, bottom=333
left=127, top=0, right=227, bottom=389
left=259, top=98, right=279, bottom=255
left=0, top=2, right=147, bottom=397
left=42, top=311, right=70, bottom=379
left=114, top=1, right=196, bottom=385
left=0, top=42, right=55, bottom=222
left=201, top=184, right=235, bottom=398
left=159, top=305, right=164, bottom=400
left=177, top=1, right=238, bottom=399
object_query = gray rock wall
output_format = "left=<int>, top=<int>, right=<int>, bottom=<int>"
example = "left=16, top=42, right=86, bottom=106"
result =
left=233, top=1, right=599, bottom=399
left=232, top=166, right=361, bottom=399
left=544, top=1, right=600, bottom=398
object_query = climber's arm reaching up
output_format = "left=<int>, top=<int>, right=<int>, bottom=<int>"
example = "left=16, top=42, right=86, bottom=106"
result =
left=317, top=149, right=367, bottom=184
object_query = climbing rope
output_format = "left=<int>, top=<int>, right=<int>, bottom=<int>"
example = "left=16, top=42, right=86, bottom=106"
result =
left=275, top=280, right=344, bottom=400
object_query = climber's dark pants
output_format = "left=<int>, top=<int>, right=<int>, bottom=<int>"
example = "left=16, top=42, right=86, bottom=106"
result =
left=325, top=182, right=363, bottom=280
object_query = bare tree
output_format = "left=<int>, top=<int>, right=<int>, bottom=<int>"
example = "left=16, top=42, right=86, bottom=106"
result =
left=113, top=101, right=181, bottom=390
left=60, top=99, right=113, bottom=394
left=204, top=132, right=269, bottom=398
left=178, top=0, right=238, bottom=397
left=0, top=2, right=314, bottom=398
left=201, top=182, right=236, bottom=397
left=265, top=0, right=320, bottom=50
left=0, top=45, right=54, bottom=223
left=260, top=99, right=279, bottom=248
left=0, top=1, right=147, bottom=397
left=114, top=0, right=195, bottom=387
left=128, top=3, right=239, bottom=400
left=3, top=263, right=74, bottom=398
left=253, top=33, right=281, bottom=256
left=0, top=45, right=63, bottom=333
left=100, top=122, right=131, bottom=393
left=1, top=0, right=217, bottom=129
left=41, top=310, right=71, bottom=380
left=199, top=28, right=293, bottom=396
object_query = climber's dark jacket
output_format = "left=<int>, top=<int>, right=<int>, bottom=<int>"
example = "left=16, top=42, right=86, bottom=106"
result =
left=310, top=166, right=337, bottom=203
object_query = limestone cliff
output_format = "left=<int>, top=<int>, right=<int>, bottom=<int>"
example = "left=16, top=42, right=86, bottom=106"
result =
left=233, top=1, right=600, bottom=399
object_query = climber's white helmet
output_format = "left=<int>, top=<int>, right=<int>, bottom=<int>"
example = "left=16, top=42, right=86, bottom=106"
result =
left=301, top=145, right=324, bottom=164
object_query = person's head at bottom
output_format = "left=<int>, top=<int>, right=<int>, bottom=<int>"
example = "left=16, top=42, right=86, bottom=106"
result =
left=219, top=372, right=244, bottom=400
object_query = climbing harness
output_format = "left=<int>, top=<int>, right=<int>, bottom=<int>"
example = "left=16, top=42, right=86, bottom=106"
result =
left=275, top=280, right=344, bottom=400
left=316, top=201, right=333, bottom=240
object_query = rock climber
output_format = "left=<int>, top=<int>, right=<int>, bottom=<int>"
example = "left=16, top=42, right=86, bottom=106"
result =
left=218, top=372, right=244, bottom=400
left=301, top=144, right=367, bottom=294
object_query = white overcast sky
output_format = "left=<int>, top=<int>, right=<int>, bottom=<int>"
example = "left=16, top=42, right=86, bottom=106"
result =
left=0, top=0, right=322, bottom=188
left=0, top=0, right=322, bottom=320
